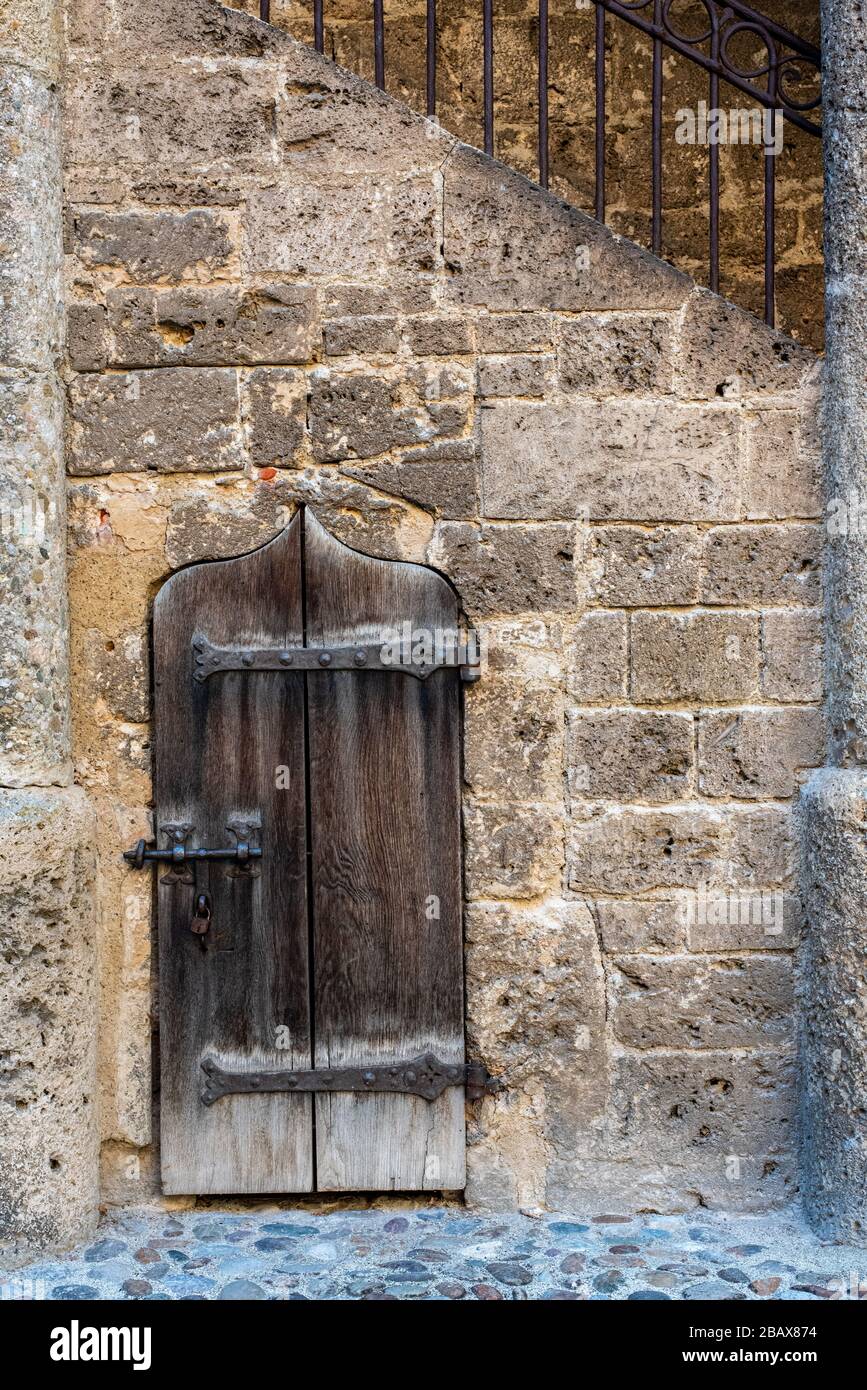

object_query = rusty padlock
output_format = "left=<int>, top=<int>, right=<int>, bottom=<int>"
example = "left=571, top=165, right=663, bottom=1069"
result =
left=190, top=892, right=212, bottom=936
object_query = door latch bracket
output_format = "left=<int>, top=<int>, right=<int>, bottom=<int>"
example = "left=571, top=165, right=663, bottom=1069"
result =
left=123, top=821, right=262, bottom=875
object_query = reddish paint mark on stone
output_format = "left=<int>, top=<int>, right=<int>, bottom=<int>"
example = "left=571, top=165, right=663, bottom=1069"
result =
left=258, top=467, right=277, bottom=481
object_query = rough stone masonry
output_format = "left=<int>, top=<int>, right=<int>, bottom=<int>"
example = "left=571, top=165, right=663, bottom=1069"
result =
left=0, top=0, right=843, bottom=1257
left=232, top=0, right=824, bottom=348
left=0, top=0, right=98, bottom=1260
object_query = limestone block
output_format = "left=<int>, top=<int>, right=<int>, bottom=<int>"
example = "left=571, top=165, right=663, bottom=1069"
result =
left=631, top=610, right=761, bottom=703
left=309, top=370, right=427, bottom=462
left=0, top=69, right=63, bottom=372
left=404, top=316, right=473, bottom=356
left=466, top=1094, right=551, bottom=1213
left=443, top=143, right=691, bottom=312
left=0, top=787, right=98, bottom=1260
left=65, top=172, right=127, bottom=205
left=463, top=802, right=563, bottom=899
left=109, top=0, right=290, bottom=61
left=568, top=804, right=728, bottom=894
left=244, top=179, right=438, bottom=305
left=465, top=898, right=606, bottom=1088
left=164, top=481, right=285, bottom=567
left=465, top=897, right=608, bottom=1209
left=0, top=371, right=71, bottom=786
left=600, top=1051, right=797, bottom=1211
left=99, top=1143, right=158, bottom=1207
left=685, top=889, right=802, bottom=952
left=69, top=209, right=237, bottom=284
left=67, top=643, right=154, bottom=800
left=567, top=611, right=628, bottom=701
left=762, top=610, right=823, bottom=703
left=480, top=399, right=742, bottom=522
left=345, top=440, right=480, bottom=520
left=64, top=65, right=278, bottom=173
left=594, top=898, right=685, bottom=952
left=107, top=284, right=318, bottom=367
left=125, top=176, right=243, bottom=208
left=67, top=303, right=108, bottom=372
left=324, top=316, right=399, bottom=356
left=478, top=616, right=567, bottom=681
left=66, top=476, right=169, bottom=570
left=241, top=367, right=307, bottom=468
left=79, top=627, right=150, bottom=725
left=68, top=368, right=243, bottom=474
left=477, top=355, right=552, bottom=398
left=566, top=708, right=695, bottom=802
left=474, top=312, right=553, bottom=353
left=610, top=954, right=793, bottom=1049
left=557, top=313, right=674, bottom=395
left=320, top=283, right=404, bottom=319
left=677, top=288, right=816, bottom=400
left=728, top=805, right=796, bottom=887
left=698, top=708, right=824, bottom=798
left=463, top=677, right=565, bottom=801
left=742, top=407, right=822, bottom=520
left=700, top=524, right=821, bottom=606
left=431, top=521, right=581, bottom=615
left=276, top=50, right=455, bottom=175
left=406, top=359, right=474, bottom=403
left=589, top=524, right=701, bottom=606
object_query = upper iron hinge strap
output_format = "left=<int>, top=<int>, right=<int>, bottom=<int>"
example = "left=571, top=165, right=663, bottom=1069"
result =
left=192, top=635, right=482, bottom=684
left=200, top=1052, right=498, bottom=1105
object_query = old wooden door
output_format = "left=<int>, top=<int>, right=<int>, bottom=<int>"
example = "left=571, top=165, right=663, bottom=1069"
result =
left=146, top=507, right=480, bottom=1194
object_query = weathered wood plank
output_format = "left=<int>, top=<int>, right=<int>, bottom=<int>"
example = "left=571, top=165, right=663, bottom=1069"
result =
left=154, top=514, right=313, bottom=1194
left=304, top=511, right=466, bottom=1190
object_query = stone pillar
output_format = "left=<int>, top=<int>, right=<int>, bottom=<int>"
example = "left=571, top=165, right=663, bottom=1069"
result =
left=0, top=0, right=98, bottom=1261
left=798, top=0, right=867, bottom=1241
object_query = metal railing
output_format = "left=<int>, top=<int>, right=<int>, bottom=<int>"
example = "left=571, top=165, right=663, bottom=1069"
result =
left=257, top=1, right=821, bottom=330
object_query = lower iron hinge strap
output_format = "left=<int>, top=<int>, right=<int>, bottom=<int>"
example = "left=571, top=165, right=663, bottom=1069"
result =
left=200, top=1052, right=498, bottom=1105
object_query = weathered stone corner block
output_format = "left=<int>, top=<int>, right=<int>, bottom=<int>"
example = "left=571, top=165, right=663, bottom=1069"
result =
left=0, top=788, right=98, bottom=1264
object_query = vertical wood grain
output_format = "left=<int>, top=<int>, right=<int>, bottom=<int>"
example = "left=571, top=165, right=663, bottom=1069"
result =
left=154, top=508, right=466, bottom=1194
left=154, top=514, right=313, bottom=1194
left=304, top=511, right=466, bottom=1190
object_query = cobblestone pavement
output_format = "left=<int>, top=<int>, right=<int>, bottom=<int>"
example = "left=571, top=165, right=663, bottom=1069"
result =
left=6, top=1204, right=866, bottom=1301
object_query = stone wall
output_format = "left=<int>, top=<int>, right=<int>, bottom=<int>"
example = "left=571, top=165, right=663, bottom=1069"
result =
left=0, top=0, right=98, bottom=1262
left=63, top=0, right=821, bottom=1213
left=231, top=0, right=823, bottom=349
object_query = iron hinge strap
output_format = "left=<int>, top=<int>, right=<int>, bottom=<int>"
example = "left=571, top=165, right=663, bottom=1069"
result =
left=192, top=636, right=482, bottom=684
left=200, top=1052, right=498, bottom=1105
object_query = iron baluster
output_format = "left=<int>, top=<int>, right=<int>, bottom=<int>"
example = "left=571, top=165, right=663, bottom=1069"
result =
left=651, top=0, right=663, bottom=258
left=374, top=0, right=385, bottom=89
left=427, top=0, right=437, bottom=118
left=483, top=0, right=494, bottom=157
left=538, top=0, right=549, bottom=189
